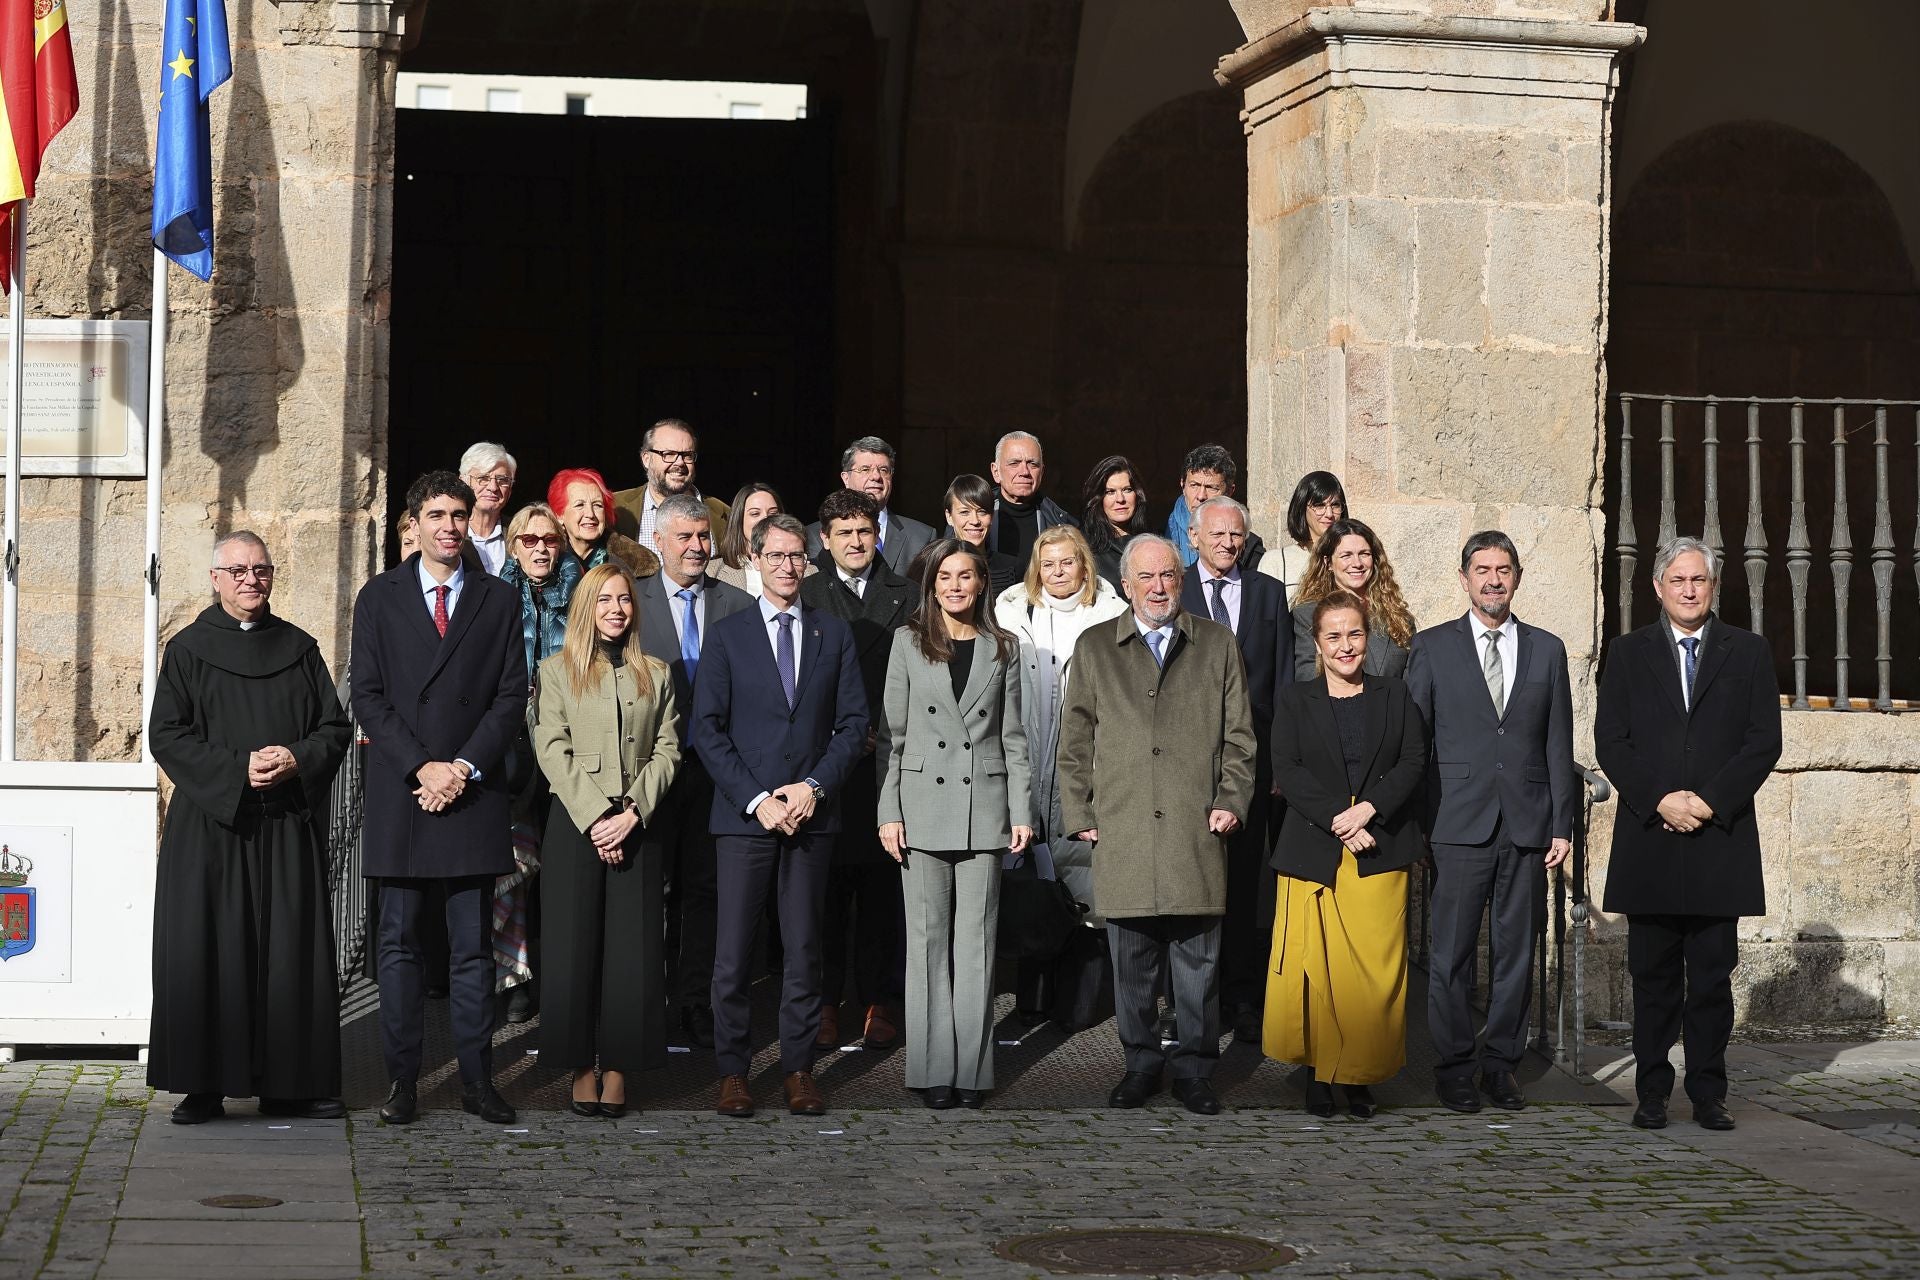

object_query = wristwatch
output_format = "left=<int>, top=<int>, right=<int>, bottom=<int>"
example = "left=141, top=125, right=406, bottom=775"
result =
left=804, top=776, right=826, bottom=804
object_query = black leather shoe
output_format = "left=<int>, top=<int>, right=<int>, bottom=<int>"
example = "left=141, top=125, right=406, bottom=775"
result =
left=1693, top=1098, right=1735, bottom=1131
left=1107, top=1071, right=1161, bottom=1108
left=1344, top=1085, right=1377, bottom=1120
left=504, top=985, right=535, bottom=1024
left=1230, top=1003, right=1262, bottom=1046
left=922, top=1085, right=956, bottom=1110
left=1481, top=1070, right=1526, bottom=1111
left=597, top=1101, right=629, bottom=1119
left=1436, top=1076, right=1481, bottom=1113
left=955, top=1089, right=986, bottom=1109
left=569, top=1100, right=599, bottom=1118
left=1171, top=1079, right=1222, bottom=1116
left=379, top=1080, right=417, bottom=1126
left=1305, top=1081, right=1335, bottom=1118
left=1632, top=1096, right=1668, bottom=1129
left=259, top=1097, right=346, bottom=1120
left=461, top=1082, right=517, bottom=1125
left=171, top=1093, right=224, bottom=1125
left=681, top=1005, right=715, bottom=1049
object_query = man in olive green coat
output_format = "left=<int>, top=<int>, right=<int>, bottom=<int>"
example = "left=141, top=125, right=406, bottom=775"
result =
left=1058, top=534, right=1256, bottom=1115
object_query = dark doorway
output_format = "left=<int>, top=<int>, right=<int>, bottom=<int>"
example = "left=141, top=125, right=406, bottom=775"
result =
left=387, top=106, right=836, bottom=552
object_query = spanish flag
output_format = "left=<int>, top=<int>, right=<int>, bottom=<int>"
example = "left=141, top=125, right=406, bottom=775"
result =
left=0, top=0, right=78, bottom=292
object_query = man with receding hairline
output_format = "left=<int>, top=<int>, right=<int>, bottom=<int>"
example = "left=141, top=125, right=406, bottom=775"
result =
left=988, top=430, right=1076, bottom=566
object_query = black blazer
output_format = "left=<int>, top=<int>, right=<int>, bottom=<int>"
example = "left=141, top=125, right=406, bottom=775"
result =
left=1181, top=566, right=1292, bottom=780
left=1595, top=615, right=1782, bottom=918
left=1268, top=674, right=1428, bottom=887
left=634, top=571, right=755, bottom=752
left=350, top=555, right=529, bottom=879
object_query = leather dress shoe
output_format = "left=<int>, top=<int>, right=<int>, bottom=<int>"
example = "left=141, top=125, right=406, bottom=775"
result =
left=1435, top=1076, right=1482, bottom=1113
left=460, top=1081, right=517, bottom=1125
left=1693, top=1098, right=1735, bottom=1131
left=379, top=1080, right=418, bottom=1126
left=504, top=985, right=536, bottom=1024
left=1632, top=1096, right=1668, bottom=1129
left=815, top=1006, right=841, bottom=1050
left=716, top=1074, right=755, bottom=1118
left=863, top=1004, right=900, bottom=1051
left=1304, top=1081, right=1335, bottom=1118
left=1480, top=1070, right=1526, bottom=1111
left=171, top=1093, right=225, bottom=1125
left=1344, top=1085, right=1377, bottom=1120
left=1171, top=1078, right=1222, bottom=1116
left=1107, top=1071, right=1161, bottom=1108
left=597, top=1101, right=629, bottom=1119
left=955, top=1088, right=986, bottom=1109
left=784, top=1070, right=827, bottom=1116
left=922, top=1085, right=956, bottom=1110
left=259, top=1097, right=346, bottom=1120
left=681, top=1005, right=715, bottom=1049
left=1230, top=1003, right=1263, bottom=1046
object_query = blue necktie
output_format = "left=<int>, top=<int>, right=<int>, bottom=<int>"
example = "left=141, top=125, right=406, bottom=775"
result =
left=776, top=613, right=797, bottom=708
left=677, top=588, right=701, bottom=684
left=1208, top=577, right=1230, bottom=628
left=1680, top=635, right=1699, bottom=708
left=1146, top=630, right=1165, bottom=668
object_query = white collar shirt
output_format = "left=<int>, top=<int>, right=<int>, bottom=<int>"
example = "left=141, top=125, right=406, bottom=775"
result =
left=418, top=556, right=467, bottom=622
left=1195, top=563, right=1242, bottom=633
left=1470, top=611, right=1519, bottom=709
left=666, top=576, right=706, bottom=650
left=470, top=526, right=507, bottom=575
left=1669, top=616, right=1711, bottom=709
left=836, top=563, right=870, bottom=600
left=759, top=594, right=805, bottom=672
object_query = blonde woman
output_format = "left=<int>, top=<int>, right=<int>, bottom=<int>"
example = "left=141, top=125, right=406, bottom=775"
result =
left=1289, top=518, right=1415, bottom=680
left=534, top=563, right=681, bottom=1117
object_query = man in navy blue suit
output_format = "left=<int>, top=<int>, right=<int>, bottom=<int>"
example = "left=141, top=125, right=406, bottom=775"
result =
left=691, top=513, right=869, bottom=1118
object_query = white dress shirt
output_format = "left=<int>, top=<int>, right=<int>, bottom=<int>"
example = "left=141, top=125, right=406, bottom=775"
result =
left=836, top=563, right=871, bottom=600
left=416, top=556, right=480, bottom=779
left=744, top=597, right=808, bottom=816
left=1134, top=616, right=1176, bottom=657
left=469, top=525, right=507, bottom=575
left=1471, top=611, right=1518, bottom=710
left=1195, top=564, right=1242, bottom=633
left=666, top=576, right=706, bottom=650
left=1670, top=617, right=1710, bottom=709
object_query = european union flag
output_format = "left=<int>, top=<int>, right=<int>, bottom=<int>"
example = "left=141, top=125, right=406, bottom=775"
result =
left=151, top=0, right=231, bottom=280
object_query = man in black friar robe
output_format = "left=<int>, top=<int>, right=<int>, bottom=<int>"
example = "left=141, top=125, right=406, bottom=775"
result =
left=147, top=530, right=353, bottom=1124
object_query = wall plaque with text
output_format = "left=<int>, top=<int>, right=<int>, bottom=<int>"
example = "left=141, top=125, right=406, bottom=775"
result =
left=0, top=320, right=151, bottom=478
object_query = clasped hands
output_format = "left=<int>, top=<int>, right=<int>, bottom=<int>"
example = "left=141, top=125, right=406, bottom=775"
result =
left=588, top=803, right=639, bottom=865
left=413, top=760, right=469, bottom=813
left=1657, top=789, right=1715, bottom=834
left=878, top=821, right=1032, bottom=863
left=1331, top=800, right=1377, bottom=851
left=753, top=782, right=821, bottom=836
left=247, top=745, right=299, bottom=791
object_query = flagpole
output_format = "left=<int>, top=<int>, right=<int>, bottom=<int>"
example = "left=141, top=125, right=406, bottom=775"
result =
left=2, top=207, right=25, bottom=763
left=141, top=248, right=167, bottom=763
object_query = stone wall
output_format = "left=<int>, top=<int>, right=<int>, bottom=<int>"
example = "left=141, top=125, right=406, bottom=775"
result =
left=6, top=0, right=398, bottom=760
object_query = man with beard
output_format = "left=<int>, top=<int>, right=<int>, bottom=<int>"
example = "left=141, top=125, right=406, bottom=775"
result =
left=148, top=531, right=353, bottom=1123
left=987, top=431, right=1076, bottom=567
left=1057, top=534, right=1255, bottom=1116
left=1406, top=530, right=1575, bottom=1114
left=613, top=418, right=732, bottom=552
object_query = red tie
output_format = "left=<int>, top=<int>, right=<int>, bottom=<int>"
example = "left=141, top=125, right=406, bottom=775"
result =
left=433, top=585, right=450, bottom=637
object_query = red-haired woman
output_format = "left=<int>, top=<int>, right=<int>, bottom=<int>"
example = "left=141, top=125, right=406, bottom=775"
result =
left=547, top=467, right=660, bottom=581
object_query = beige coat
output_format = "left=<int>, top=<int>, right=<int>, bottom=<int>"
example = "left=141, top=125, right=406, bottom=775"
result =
left=1056, top=611, right=1256, bottom=919
left=534, top=653, right=682, bottom=834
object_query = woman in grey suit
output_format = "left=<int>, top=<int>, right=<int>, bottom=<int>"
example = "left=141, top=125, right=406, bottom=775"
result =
left=1290, top=518, right=1416, bottom=680
left=877, top=539, right=1033, bottom=1109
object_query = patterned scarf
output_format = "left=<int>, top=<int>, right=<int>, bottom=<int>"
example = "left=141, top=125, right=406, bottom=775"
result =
left=501, top=553, right=582, bottom=675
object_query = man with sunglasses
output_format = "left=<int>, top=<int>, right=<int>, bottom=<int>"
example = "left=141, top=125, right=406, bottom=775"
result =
left=612, top=418, right=732, bottom=552
left=148, top=533, right=354, bottom=1124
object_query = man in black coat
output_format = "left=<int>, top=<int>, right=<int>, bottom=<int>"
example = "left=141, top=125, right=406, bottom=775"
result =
left=636, top=492, right=754, bottom=1049
left=351, top=471, right=528, bottom=1126
left=1406, top=531, right=1576, bottom=1113
left=1180, top=495, right=1290, bottom=1044
left=1595, top=536, right=1782, bottom=1133
left=800, top=489, right=919, bottom=1051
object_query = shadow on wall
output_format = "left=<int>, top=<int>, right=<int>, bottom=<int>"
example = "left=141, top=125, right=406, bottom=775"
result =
left=1739, top=926, right=1886, bottom=1066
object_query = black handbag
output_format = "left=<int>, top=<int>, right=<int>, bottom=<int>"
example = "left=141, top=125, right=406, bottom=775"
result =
left=996, top=849, right=1084, bottom=962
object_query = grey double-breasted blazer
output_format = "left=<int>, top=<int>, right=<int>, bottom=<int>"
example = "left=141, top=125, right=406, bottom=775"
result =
left=876, top=628, right=1031, bottom=854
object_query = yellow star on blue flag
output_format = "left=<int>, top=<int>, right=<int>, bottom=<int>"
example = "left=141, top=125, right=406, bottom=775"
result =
left=152, top=1, right=232, bottom=280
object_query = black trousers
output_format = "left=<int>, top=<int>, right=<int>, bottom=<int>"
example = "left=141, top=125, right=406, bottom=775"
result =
left=539, top=808, right=666, bottom=1074
left=377, top=875, right=494, bottom=1085
left=1108, top=914, right=1222, bottom=1080
left=657, top=769, right=719, bottom=1012
left=1219, top=797, right=1274, bottom=1012
left=1427, top=819, right=1546, bottom=1080
left=1627, top=913, right=1738, bottom=1104
left=821, top=860, right=906, bottom=1012
left=711, top=832, right=833, bottom=1076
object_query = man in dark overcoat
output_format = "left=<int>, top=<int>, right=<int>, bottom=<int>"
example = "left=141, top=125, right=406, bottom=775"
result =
left=1595, top=535, right=1782, bottom=1132
left=352, top=470, right=528, bottom=1125
left=800, top=488, right=918, bottom=1050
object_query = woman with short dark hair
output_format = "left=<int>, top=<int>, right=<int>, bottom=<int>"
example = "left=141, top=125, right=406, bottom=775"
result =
left=1260, top=471, right=1349, bottom=599
left=935, top=475, right=1022, bottom=596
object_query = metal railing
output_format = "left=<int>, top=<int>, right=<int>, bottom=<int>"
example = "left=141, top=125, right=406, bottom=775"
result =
left=325, top=678, right=369, bottom=994
left=1545, top=764, right=1610, bottom=1078
left=1611, top=394, right=1920, bottom=708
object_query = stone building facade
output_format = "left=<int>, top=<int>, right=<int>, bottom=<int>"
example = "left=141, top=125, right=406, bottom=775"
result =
left=7, top=0, right=1917, bottom=1028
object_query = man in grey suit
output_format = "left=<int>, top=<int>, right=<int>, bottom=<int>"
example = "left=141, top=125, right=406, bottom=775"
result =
left=637, top=493, right=754, bottom=1048
left=803, top=436, right=935, bottom=577
left=1405, top=530, right=1576, bottom=1114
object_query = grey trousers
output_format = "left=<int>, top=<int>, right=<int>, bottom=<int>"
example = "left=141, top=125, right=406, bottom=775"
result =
left=1107, top=914, right=1223, bottom=1080
left=1427, top=820, right=1546, bottom=1081
left=902, top=849, right=1001, bottom=1090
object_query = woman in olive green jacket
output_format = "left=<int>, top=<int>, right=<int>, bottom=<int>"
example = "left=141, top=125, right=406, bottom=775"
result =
left=534, top=563, right=681, bottom=1117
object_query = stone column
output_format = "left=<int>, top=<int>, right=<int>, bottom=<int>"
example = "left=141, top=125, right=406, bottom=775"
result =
left=1218, top=3, right=1643, bottom=705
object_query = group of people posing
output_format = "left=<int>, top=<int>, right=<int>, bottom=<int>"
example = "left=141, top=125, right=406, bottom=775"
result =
left=146, top=419, right=1782, bottom=1136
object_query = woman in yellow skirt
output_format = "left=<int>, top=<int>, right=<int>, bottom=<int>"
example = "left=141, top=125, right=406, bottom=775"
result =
left=1265, top=590, right=1428, bottom=1118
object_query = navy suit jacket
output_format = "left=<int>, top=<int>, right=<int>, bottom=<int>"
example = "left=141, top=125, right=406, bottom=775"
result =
left=634, top=571, right=755, bottom=753
left=690, top=601, right=870, bottom=836
left=1180, top=565, right=1291, bottom=781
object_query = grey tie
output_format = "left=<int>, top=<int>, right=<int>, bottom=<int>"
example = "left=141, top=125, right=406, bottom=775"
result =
left=1208, top=577, right=1230, bottom=628
left=1483, top=629, right=1505, bottom=719
left=776, top=613, right=797, bottom=708
left=1146, top=630, right=1166, bottom=668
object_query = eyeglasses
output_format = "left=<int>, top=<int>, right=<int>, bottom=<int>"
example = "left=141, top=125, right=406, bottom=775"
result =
left=848, top=464, right=894, bottom=479
left=647, top=448, right=697, bottom=465
left=215, top=565, right=275, bottom=582
left=468, top=473, right=514, bottom=491
left=758, top=551, right=810, bottom=567
left=515, top=533, right=561, bottom=549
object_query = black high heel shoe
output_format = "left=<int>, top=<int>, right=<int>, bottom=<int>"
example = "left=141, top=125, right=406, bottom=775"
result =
left=570, top=1099, right=600, bottom=1117
left=1344, top=1084, right=1376, bottom=1120
left=597, top=1100, right=629, bottom=1119
left=1305, top=1080, right=1336, bottom=1118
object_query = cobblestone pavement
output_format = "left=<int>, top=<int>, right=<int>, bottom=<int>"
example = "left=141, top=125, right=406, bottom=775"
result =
left=5, top=1050, right=1920, bottom=1279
